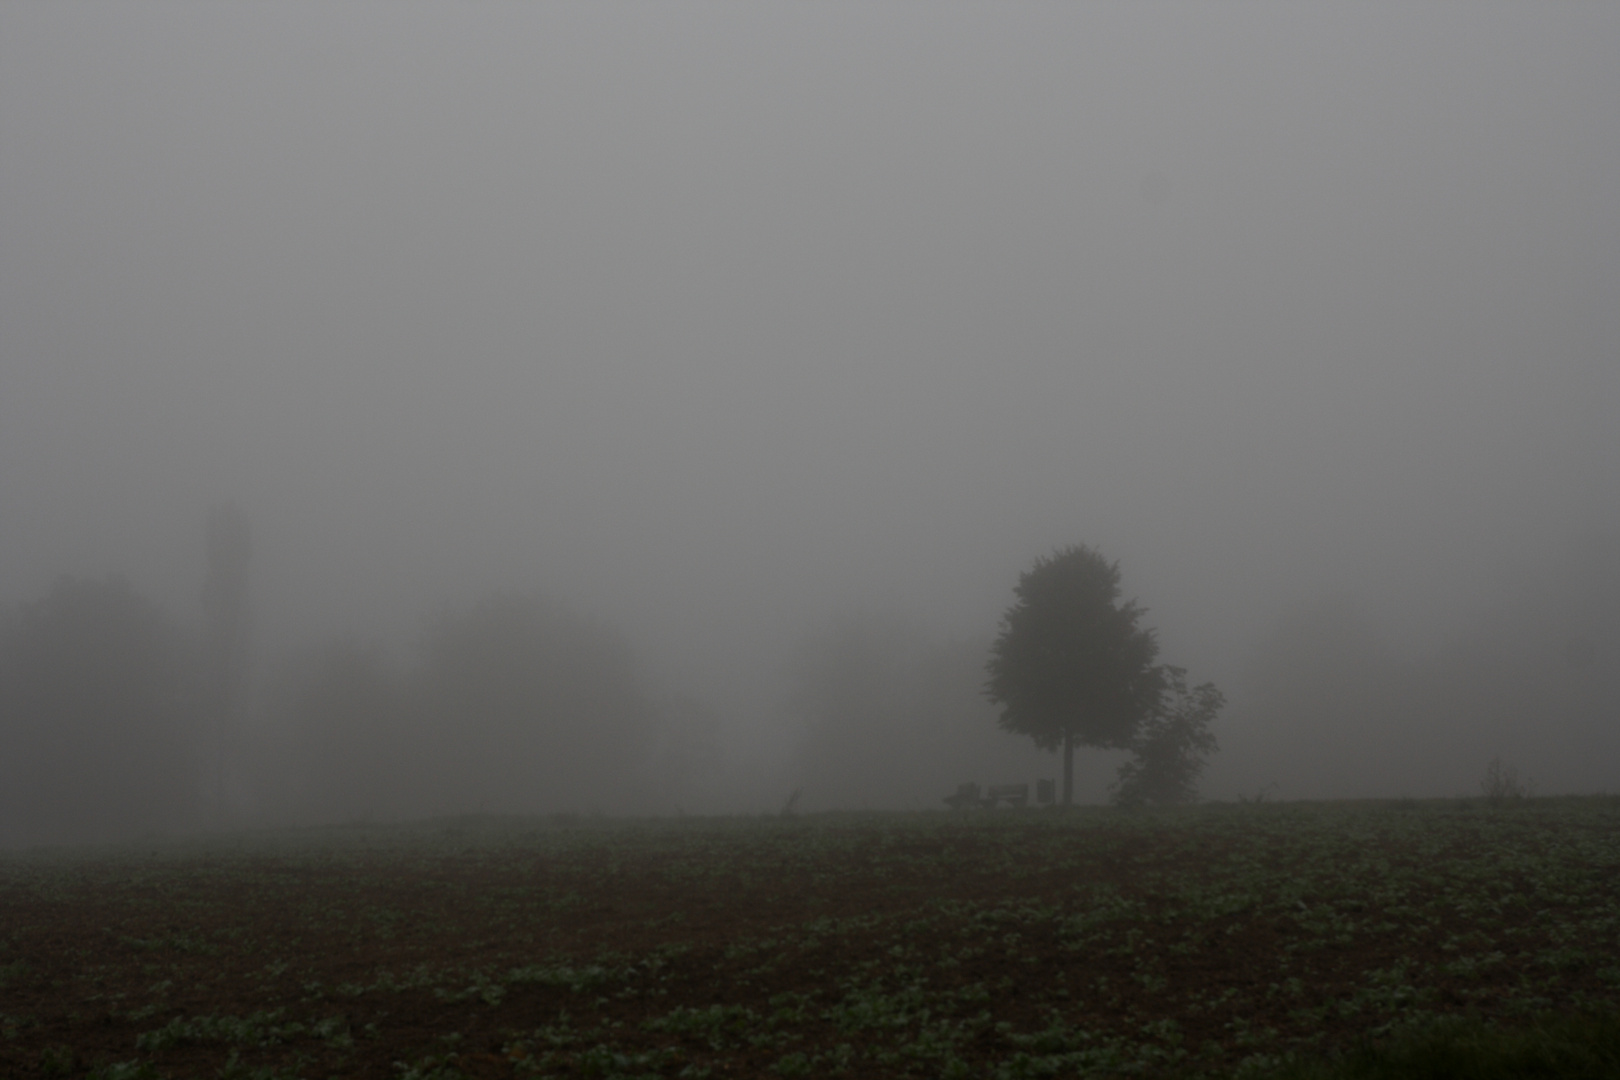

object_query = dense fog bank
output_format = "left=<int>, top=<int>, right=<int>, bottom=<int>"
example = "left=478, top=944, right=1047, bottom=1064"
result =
left=1, top=529, right=1615, bottom=845
left=254, top=595, right=665, bottom=823
left=0, top=577, right=201, bottom=845
left=783, top=616, right=1078, bottom=812
left=3, top=5, right=1617, bottom=843
left=1211, top=533, right=1620, bottom=802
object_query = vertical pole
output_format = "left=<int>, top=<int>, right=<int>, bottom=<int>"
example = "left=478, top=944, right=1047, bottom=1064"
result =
left=1063, top=730, right=1074, bottom=806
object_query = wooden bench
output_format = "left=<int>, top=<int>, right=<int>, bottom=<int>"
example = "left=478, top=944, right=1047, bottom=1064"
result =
left=984, top=783, right=1029, bottom=808
left=944, top=782, right=1030, bottom=809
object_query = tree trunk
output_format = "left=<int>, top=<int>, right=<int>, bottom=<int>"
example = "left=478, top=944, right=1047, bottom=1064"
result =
left=1062, top=730, right=1074, bottom=806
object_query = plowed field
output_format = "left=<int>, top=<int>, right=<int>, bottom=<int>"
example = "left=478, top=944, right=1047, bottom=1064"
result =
left=4, top=798, right=1619, bottom=1078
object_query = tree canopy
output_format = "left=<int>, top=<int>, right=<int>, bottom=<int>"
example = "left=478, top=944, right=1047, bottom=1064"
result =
left=986, top=545, right=1166, bottom=803
left=1111, top=666, right=1223, bottom=807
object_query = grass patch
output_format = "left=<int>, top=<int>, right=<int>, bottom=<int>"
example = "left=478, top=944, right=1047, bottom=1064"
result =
left=1261, top=1010, right=1620, bottom=1079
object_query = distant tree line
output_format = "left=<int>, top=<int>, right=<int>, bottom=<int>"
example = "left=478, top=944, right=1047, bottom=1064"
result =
left=0, top=539, right=1224, bottom=844
left=8, top=521, right=1611, bottom=841
left=259, top=592, right=719, bottom=823
left=0, top=510, right=724, bottom=843
left=0, top=576, right=724, bottom=843
left=0, top=575, right=202, bottom=844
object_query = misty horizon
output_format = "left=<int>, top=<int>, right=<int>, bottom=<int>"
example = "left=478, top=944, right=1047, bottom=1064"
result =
left=2, top=3, right=1617, bottom=840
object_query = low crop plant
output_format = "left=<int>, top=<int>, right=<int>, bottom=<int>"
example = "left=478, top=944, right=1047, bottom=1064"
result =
left=136, top=1010, right=307, bottom=1051
left=9, top=797, right=1620, bottom=1077
left=643, top=1004, right=759, bottom=1050
left=1481, top=757, right=1533, bottom=802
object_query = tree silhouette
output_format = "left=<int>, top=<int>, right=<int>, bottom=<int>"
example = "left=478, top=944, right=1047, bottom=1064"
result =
left=986, top=545, right=1166, bottom=805
left=1111, top=666, right=1222, bottom=807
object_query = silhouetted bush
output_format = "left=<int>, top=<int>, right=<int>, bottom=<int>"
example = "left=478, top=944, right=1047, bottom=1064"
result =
left=1112, top=668, right=1222, bottom=807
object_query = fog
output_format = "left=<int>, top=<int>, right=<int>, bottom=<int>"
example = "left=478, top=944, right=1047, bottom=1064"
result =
left=2, top=4, right=1617, bottom=841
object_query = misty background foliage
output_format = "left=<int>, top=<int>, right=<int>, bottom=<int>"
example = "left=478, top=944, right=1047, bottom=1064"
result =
left=2, top=6, right=1618, bottom=844
left=0, top=511, right=726, bottom=842
left=0, top=576, right=201, bottom=845
left=2, top=522, right=1615, bottom=845
left=257, top=594, right=668, bottom=823
left=784, top=615, right=1059, bottom=813
left=1222, top=533, right=1620, bottom=801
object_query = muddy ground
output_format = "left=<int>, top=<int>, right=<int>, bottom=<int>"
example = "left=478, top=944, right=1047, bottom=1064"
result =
left=3, top=798, right=1617, bottom=1078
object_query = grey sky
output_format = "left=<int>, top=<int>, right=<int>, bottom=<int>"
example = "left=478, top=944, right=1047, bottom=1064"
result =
left=3, top=3, right=1617, bottom=750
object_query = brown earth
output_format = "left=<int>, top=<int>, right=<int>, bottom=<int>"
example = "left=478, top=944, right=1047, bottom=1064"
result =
left=1, top=805, right=1615, bottom=1078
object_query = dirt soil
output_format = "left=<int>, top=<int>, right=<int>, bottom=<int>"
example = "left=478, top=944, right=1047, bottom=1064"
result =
left=2, top=802, right=1617, bottom=1078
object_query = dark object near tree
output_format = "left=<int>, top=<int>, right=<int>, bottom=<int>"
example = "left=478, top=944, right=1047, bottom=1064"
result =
left=1037, top=778, right=1055, bottom=804
left=1112, top=667, right=1222, bottom=807
left=942, top=781, right=1030, bottom=809
left=984, top=783, right=1029, bottom=808
left=986, top=545, right=1167, bottom=805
